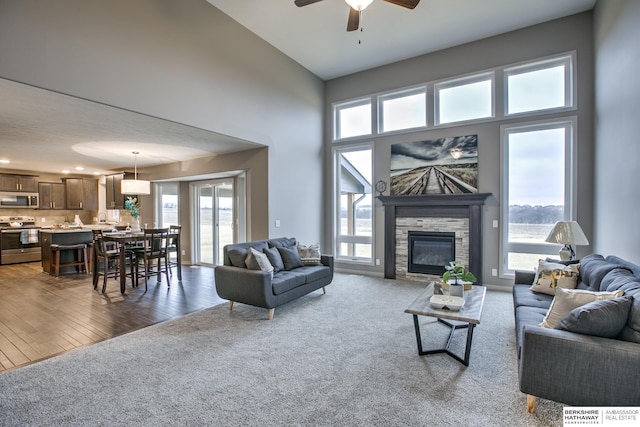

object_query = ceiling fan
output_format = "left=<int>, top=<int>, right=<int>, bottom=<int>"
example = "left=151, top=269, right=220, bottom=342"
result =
left=294, top=0, right=420, bottom=32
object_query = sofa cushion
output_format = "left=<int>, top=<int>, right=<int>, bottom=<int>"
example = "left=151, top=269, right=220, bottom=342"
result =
left=263, top=247, right=285, bottom=273
left=245, top=248, right=274, bottom=275
left=268, top=237, right=297, bottom=249
left=227, top=241, right=269, bottom=268
left=577, top=254, right=618, bottom=291
left=530, top=259, right=580, bottom=295
left=297, top=242, right=321, bottom=266
left=601, top=268, right=637, bottom=293
left=540, top=288, right=625, bottom=329
left=277, top=246, right=304, bottom=270
left=271, top=270, right=306, bottom=295
left=297, top=265, right=331, bottom=283
left=555, top=295, right=633, bottom=338
left=513, top=284, right=554, bottom=309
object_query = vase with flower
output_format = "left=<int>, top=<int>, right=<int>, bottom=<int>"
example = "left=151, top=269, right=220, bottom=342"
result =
left=124, top=196, right=141, bottom=232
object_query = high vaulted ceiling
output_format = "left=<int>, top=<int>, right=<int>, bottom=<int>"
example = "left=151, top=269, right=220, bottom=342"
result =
left=0, top=0, right=596, bottom=176
left=206, top=0, right=596, bottom=80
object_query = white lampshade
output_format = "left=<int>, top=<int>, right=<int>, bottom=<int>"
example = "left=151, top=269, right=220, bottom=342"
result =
left=121, top=178, right=150, bottom=195
left=345, top=0, right=373, bottom=11
left=545, top=221, right=589, bottom=245
left=121, top=151, right=151, bottom=195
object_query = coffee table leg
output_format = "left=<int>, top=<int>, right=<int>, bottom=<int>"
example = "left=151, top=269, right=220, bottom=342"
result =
left=411, top=315, right=476, bottom=366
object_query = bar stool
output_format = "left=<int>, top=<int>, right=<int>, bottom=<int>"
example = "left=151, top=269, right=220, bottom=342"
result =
left=50, top=243, right=89, bottom=277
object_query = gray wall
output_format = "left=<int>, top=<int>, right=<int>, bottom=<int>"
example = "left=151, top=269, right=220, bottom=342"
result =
left=593, top=0, right=640, bottom=263
left=0, top=0, right=325, bottom=244
left=325, top=12, right=595, bottom=286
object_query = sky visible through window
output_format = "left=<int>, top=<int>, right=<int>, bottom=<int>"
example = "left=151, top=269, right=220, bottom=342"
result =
left=508, top=65, right=565, bottom=114
left=339, top=103, right=371, bottom=138
left=508, top=128, right=565, bottom=206
left=381, top=93, right=426, bottom=132
left=438, top=80, right=492, bottom=124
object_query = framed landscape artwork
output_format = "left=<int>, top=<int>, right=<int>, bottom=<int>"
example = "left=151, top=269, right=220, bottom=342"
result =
left=390, top=135, right=478, bottom=195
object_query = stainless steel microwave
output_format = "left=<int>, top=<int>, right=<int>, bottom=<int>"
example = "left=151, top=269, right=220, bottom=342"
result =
left=0, top=192, right=39, bottom=208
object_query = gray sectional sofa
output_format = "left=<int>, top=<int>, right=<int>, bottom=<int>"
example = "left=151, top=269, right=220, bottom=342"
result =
left=513, top=254, right=640, bottom=412
left=215, top=238, right=334, bottom=320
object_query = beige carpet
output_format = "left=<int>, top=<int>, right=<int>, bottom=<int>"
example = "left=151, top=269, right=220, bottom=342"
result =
left=0, top=273, right=564, bottom=426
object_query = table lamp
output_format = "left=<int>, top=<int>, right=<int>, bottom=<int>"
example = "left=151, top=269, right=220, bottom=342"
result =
left=545, top=221, right=589, bottom=261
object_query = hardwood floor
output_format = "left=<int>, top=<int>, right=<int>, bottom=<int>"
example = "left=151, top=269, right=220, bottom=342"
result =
left=0, top=261, right=224, bottom=373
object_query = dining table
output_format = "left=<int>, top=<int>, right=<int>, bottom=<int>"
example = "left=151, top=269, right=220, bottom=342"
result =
left=100, top=230, right=182, bottom=293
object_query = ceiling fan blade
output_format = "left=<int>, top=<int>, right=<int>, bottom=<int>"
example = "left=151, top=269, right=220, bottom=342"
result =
left=347, top=8, right=360, bottom=32
left=294, top=0, right=325, bottom=6
left=383, top=0, right=420, bottom=9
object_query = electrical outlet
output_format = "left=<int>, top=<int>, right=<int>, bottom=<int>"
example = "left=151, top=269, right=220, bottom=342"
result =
left=375, top=259, right=380, bottom=265
left=492, top=220, right=499, bottom=228
left=41, top=218, right=46, bottom=222
left=181, top=250, right=185, bottom=256
left=491, top=268, right=498, bottom=277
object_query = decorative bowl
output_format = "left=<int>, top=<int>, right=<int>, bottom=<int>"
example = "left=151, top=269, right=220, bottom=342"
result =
left=430, top=295, right=465, bottom=311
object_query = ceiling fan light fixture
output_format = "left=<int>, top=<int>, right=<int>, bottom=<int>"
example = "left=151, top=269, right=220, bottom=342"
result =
left=345, top=0, right=373, bottom=11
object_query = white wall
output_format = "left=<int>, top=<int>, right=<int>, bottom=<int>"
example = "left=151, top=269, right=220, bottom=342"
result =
left=0, top=0, right=325, bottom=244
left=325, top=13, right=595, bottom=286
left=593, top=0, right=640, bottom=262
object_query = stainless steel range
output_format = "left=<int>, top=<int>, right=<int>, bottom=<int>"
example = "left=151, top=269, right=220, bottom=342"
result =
left=0, top=216, right=42, bottom=265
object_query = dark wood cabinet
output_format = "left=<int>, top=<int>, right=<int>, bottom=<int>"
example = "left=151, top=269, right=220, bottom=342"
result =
left=0, top=174, right=39, bottom=192
left=64, top=178, right=98, bottom=210
left=38, top=182, right=66, bottom=209
left=105, top=173, right=132, bottom=209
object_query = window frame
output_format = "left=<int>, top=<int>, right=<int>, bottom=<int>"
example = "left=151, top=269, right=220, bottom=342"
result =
left=333, top=143, right=374, bottom=265
left=333, top=98, right=373, bottom=141
left=377, top=86, right=427, bottom=134
left=499, top=117, right=577, bottom=277
left=434, top=72, right=495, bottom=126
left=504, top=53, right=575, bottom=116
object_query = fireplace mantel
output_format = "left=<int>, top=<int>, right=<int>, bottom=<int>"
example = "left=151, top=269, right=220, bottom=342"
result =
left=378, top=193, right=491, bottom=280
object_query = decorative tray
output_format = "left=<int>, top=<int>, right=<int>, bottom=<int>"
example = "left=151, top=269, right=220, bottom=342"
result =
left=429, top=295, right=465, bottom=311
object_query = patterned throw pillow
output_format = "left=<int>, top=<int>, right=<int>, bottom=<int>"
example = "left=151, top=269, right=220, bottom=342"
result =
left=540, top=288, right=625, bottom=329
left=245, top=247, right=274, bottom=276
left=530, top=259, right=580, bottom=295
left=297, top=243, right=321, bottom=266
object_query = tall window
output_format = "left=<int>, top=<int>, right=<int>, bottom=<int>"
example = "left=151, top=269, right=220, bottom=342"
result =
left=505, top=55, right=573, bottom=115
left=501, top=119, right=575, bottom=273
left=378, top=87, right=426, bottom=133
left=335, top=146, right=373, bottom=262
left=435, top=73, right=494, bottom=125
left=155, top=182, right=179, bottom=228
left=334, top=99, right=372, bottom=140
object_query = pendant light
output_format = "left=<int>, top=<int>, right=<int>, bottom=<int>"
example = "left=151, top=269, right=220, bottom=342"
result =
left=121, top=151, right=151, bottom=195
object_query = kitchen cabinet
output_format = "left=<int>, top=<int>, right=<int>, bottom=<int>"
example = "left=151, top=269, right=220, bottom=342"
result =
left=0, top=174, right=39, bottom=192
left=105, top=173, right=123, bottom=209
left=39, top=182, right=66, bottom=209
left=64, top=178, right=98, bottom=210
left=105, top=172, right=134, bottom=209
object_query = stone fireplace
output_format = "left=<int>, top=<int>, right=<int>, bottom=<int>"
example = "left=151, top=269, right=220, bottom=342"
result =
left=378, top=193, right=490, bottom=282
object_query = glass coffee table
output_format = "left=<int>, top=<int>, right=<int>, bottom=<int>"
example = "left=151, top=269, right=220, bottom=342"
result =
left=405, top=283, right=486, bottom=366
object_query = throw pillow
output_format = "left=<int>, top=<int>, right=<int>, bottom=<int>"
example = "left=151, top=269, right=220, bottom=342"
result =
left=263, top=246, right=285, bottom=273
left=530, top=259, right=580, bottom=296
left=555, top=295, right=633, bottom=338
left=277, top=246, right=304, bottom=271
left=297, top=242, right=321, bottom=266
left=245, top=247, right=274, bottom=275
left=228, top=248, right=249, bottom=268
left=540, top=288, right=625, bottom=329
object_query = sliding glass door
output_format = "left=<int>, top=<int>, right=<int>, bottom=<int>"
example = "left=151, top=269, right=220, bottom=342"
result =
left=192, top=180, right=234, bottom=266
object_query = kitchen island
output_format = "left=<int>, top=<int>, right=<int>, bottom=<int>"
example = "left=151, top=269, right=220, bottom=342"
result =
left=40, top=228, right=104, bottom=275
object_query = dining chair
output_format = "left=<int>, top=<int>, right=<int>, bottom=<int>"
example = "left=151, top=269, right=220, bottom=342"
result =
left=167, top=225, right=182, bottom=277
left=93, top=230, right=134, bottom=293
left=133, top=228, right=171, bottom=291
